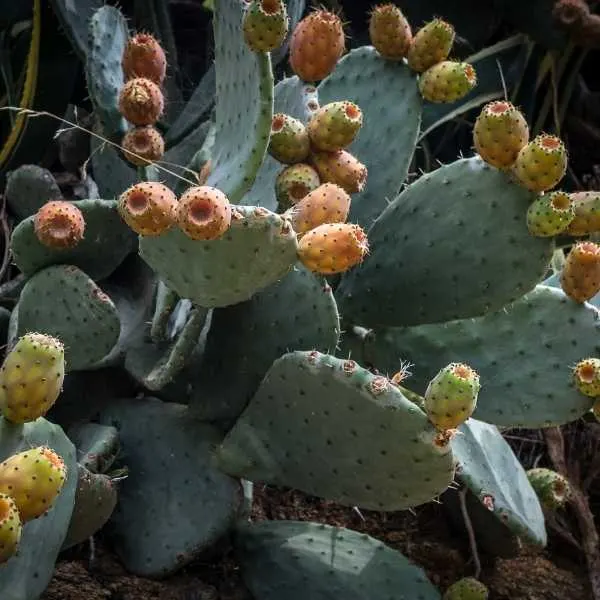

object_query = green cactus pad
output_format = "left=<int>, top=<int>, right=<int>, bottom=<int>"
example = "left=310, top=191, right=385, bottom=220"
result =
left=216, top=351, right=455, bottom=511
left=90, top=134, right=137, bottom=200
left=11, top=265, right=121, bottom=372
left=337, top=156, right=553, bottom=328
left=235, top=520, right=441, bottom=600
left=206, top=0, right=274, bottom=202
left=363, top=285, right=598, bottom=428
left=0, top=417, right=77, bottom=600
left=139, top=205, right=298, bottom=308
left=66, top=422, right=120, bottom=473
left=451, top=418, right=547, bottom=547
left=5, top=165, right=63, bottom=222
left=189, top=264, right=341, bottom=422
left=11, top=199, right=137, bottom=281
left=97, top=397, right=242, bottom=577
left=49, top=0, right=104, bottom=59
left=317, top=46, right=422, bottom=229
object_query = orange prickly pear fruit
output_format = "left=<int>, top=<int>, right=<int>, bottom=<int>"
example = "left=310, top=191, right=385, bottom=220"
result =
left=289, top=9, right=345, bottom=82
left=0, top=493, right=21, bottom=564
left=118, top=77, right=164, bottom=126
left=526, top=191, right=575, bottom=237
left=573, top=358, right=600, bottom=398
left=307, top=101, right=363, bottom=152
left=473, top=101, right=530, bottom=169
left=243, top=0, right=289, bottom=53
left=122, top=32, right=167, bottom=85
left=268, top=113, right=310, bottom=164
left=407, top=18, right=455, bottom=73
left=177, top=185, right=232, bottom=241
left=297, top=222, right=369, bottom=274
left=566, top=191, right=600, bottom=236
left=34, top=201, right=85, bottom=249
left=369, top=4, right=412, bottom=60
left=121, top=125, right=165, bottom=166
left=275, top=163, right=321, bottom=211
left=513, top=134, right=568, bottom=192
left=560, top=241, right=600, bottom=303
left=311, top=149, right=368, bottom=194
left=418, top=61, right=477, bottom=104
left=118, top=181, right=177, bottom=236
left=284, top=182, right=350, bottom=235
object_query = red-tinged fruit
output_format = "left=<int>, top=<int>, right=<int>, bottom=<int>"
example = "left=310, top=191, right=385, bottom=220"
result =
left=307, top=101, right=363, bottom=152
left=311, top=149, right=367, bottom=194
left=243, top=0, right=289, bottom=52
left=284, top=182, right=350, bottom=235
left=369, top=4, right=412, bottom=60
left=407, top=18, right=455, bottom=73
left=289, top=9, right=345, bottom=82
left=573, top=357, right=600, bottom=398
left=513, top=134, right=568, bottom=192
left=268, top=113, right=310, bottom=164
left=177, top=186, right=232, bottom=241
left=560, top=241, right=600, bottom=303
left=566, top=191, right=600, bottom=236
left=0, top=494, right=21, bottom=564
left=418, top=61, right=477, bottom=104
left=526, top=468, right=571, bottom=511
left=121, top=125, right=165, bottom=166
left=0, top=446, right=67, bottom=522
left=526, top=191, right=575, bottom=237
left=473, top=101, right=530, bottom=168
left=297, top=222, right=369, bottom=274
left=118, top=181, right=177, bottom=236
left=118, top=77, right=164, bottom=126
left=275, top=163, right=321, bottom=211
left=122, top=33, right=167, bottom=85
left=34, top=201, right=85, bottom=249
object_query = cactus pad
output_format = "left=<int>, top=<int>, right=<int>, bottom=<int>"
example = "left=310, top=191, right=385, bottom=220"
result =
left=5, top=165, right=62, bottom=222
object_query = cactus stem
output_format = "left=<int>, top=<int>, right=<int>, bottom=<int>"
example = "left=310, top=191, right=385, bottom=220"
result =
left=150, top=282, right=180, bottom=343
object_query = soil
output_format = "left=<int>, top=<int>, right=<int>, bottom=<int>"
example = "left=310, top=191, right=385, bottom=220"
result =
left=41, top=484, right=591, bottom=600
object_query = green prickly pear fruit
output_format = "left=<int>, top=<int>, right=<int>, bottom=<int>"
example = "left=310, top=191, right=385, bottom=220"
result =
left=560, top=241, right=600, bottom=303
left=0, top=446, right=67, bottom=522
left=424, top=363, right=480, bottom=431
left=275, top=163, right=321, bottom=211
left=122, top=32, right=167, bottom=85
left=307, top=101, right=363, bottom=152
left=118, top=77, right=164, bottom=126
left=473, top=101, right=530, bottom=168
left=566, top=191, right=600, bottom=236
left=243, top=0, right=289, bottom=53
left=406, top=18, right=455, bottom=73
left=121, top=125, right=165, bottom=166
left=268, top=113, right=310, bottom=164
left=526, top=468, right=570, bottom=510
left=418, top=61, right=477, bottom=104
left=443, top=577, right=489, bottom=600
left=0, top=332, right=65, bottom=424
left=118, top=181, right=178, bottom=236
left=311, top=149, right=368, bottom=193
left=297, top=222, right=369, bottom=274
left=0, top=493, right=22, bottom=564
left=34, top=201, right=85, bottom=250
left=573, top=357, right=600, bottom=397
left=284, top=182, right=350, bottom=235
left=526, top=191, right=575, bottom=237
left=513, top=133, right=568, bottom=192
left=369, top=4, right=412, bottom=60
left=177, top=185, right=232, bottom=241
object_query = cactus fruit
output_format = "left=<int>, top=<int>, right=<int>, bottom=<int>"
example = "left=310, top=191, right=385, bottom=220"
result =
left=573, top=357, right=600, bottom=398
left=443, top=577, right=489, bottom=600
left=526, top=191, right=575, bottom=237
left=289, top=9, right=345, bottom=82
left=275, top=163, right=321, bottom=210
left=560, top=241, right=600, bottom=303
left=284, top=182, right=350, bottom=235
left=177, top=186, right=232, bottom=241
left=369, top=4, right=412, bottom=60
left=311, top=149, right=368, bottom=193
left=243, top=0, right=289, bottom=53
left=268, top=113, right=310, bottom=164
left=566, top=191, right=600, bottom=236
left=33, top=201, right=85, bottom=249
left=121, top=33, right=167, bottom=85
left=297, top=222, right=369, bottom=274
left=513, top=134, right=568, bottom=192
left=406, top=18, right=455, bottom=73
left=424, top=363, right=480, bottom=431
left=118, top=77, right=164, bottom=126
left=118, top=181, right=178, bottom=236
left=121, top=125, right=165, bottom=166
left=473, top=101, right=530, bottom=169
left=0, top=332, right=65, bottom=424
left=526, top=468, right=571, bottom=510
left=307, top=101, right=363, bottom=152
left=0, top=493, right=22, bottom=564
left=0, top=446, right=67, bottom=522
left=418, top=61, right=477, bottom=104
